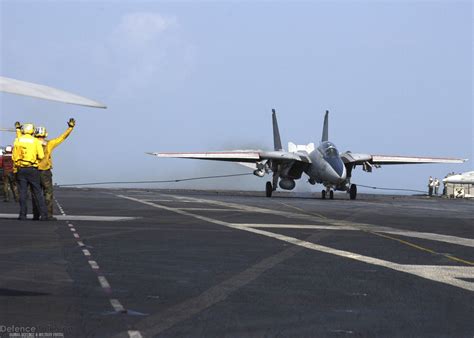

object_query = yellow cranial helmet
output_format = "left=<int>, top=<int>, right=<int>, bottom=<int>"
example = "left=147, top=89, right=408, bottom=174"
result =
left=34, top=126, right=48, bottom=138
left=21, top=123, right=35, bottom=135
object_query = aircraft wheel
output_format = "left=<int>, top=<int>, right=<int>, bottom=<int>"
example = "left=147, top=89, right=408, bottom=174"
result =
left=349, top=184, right=357, bottom=200
left=266, top=182, right=273, bottom=198
left=321, top=190, right=326, bottom=199
left=329, top=190, right=334, bottom=200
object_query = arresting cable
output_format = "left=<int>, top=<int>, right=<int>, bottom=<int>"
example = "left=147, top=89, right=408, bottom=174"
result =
left=57, top=172, right=254, bottom=187
left=355, top=184, right=426, bottom=194
left=58, top=174, right=427, bottom=194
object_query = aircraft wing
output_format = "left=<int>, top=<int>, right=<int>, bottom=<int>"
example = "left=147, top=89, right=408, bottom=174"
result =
left=341, top=152, right=466, bottom=166
left=0, top=128, right=15, bottom=132
left=0, top=76, right=106, bottom=108
left=147, top=150, right=311, bottom=164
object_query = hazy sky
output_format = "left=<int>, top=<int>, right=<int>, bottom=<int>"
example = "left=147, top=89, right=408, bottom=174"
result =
left=0, top=0, right=472, bottom=193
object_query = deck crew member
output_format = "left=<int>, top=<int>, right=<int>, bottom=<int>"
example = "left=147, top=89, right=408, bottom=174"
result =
left=434, top=178, right=440, bottom=196
left=0, top=145, right=19, bottom=202
left=12, top=123, right=48, bottom=220
left=428, top=176, right=434, bottom=196
left=32, top=118, right=75, bottom=220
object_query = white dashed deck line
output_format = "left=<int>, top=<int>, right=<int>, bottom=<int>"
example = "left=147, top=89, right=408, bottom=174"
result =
left=118, top=194, right=474, bottom=292
left=54, top=198, right=134, bottom=319
left=98, top=276, right=111, bottom=289
left=88, top=260, right=99, bottom=270
left=128, top=331, right=143, bottom=338
left=110, top=299, right=126, bottom=312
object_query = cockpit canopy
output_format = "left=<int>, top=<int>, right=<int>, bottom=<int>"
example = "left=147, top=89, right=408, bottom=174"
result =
left=320, top=141, right=339, bottom=158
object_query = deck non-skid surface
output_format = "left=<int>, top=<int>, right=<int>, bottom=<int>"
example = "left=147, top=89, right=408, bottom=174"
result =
left=0, top=188, right=473, bottom=337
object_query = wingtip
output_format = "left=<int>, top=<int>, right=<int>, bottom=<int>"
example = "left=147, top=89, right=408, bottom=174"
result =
left=87, top=103, right=107, bottom=109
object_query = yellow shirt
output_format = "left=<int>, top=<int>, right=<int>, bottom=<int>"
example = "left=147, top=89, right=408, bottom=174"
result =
left=38, top=127, right=73, bottom=171
left=12, top=134, right=44, bottom=168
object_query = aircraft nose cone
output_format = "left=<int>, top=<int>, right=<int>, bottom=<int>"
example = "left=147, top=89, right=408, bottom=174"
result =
left=327, top=158, right=345, bottom=179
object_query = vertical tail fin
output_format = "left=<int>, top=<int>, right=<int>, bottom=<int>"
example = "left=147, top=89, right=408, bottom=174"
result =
left=321, top=110, right=329, bottom=142
left=272, top=109, right=283, bottom=151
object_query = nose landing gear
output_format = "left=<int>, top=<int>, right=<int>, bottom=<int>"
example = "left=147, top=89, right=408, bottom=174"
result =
left=321, top=188, right=334, bottom=199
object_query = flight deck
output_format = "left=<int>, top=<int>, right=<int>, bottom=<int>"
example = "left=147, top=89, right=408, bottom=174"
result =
left=0, top=188, right=472, bottom=337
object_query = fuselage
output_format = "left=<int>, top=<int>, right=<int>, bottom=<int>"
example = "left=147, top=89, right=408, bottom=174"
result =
left=306, top=141, right=347, bottom=187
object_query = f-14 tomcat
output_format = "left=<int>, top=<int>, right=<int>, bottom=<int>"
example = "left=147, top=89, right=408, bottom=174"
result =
left=149, top=109, right=466, bottom=200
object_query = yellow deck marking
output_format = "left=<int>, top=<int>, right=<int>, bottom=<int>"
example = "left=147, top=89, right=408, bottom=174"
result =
left=368, top=231, right=474, bottom=266
left=276, top=201, right=473, bottom=265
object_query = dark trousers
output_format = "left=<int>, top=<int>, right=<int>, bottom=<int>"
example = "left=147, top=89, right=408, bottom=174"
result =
left=16, top=167, right=47, bottom=219
left=3, top=173, right=19, bottom=202
left=32, top=170, right=54, bottom=218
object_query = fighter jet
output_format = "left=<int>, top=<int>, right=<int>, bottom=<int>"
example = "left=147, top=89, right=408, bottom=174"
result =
left=148, top=110, right=466, bottom=200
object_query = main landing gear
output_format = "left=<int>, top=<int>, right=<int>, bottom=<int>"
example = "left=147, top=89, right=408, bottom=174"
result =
left=321, top=189, right=334, bottom=200
left=266, top=181, right=273, bottom=197
left=349, top=184, right=357, bottom=200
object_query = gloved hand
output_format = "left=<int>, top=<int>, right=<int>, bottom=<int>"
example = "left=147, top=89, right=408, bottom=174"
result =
left=68, top=118, right=76, bottom=128
left=15, top=121, right=21, bottom=129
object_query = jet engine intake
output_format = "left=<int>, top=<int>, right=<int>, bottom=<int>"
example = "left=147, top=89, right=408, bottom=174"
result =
left=279, top=179, right=295, bottom=190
